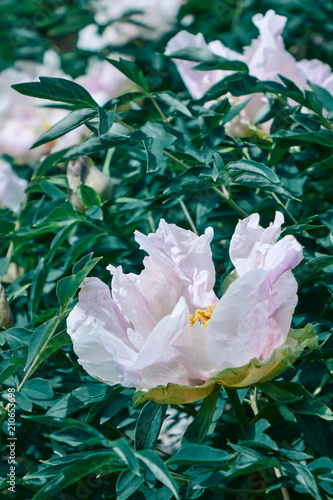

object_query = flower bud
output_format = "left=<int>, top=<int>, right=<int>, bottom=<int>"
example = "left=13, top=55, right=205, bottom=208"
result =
left=67, top=157, right=113, bottom=211
left=0, top=285, right=13, bottom=329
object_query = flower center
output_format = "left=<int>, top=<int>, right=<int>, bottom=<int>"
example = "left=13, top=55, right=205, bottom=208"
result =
left=189, top=304, right=216, bottom=329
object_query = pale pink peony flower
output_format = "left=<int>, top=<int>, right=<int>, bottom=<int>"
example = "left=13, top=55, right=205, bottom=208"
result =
left=0, top=159, right=28, bottom=213
left=67, top=213, right=316, bottom=405
left=77, top=0, right=185, bottom=50
left=165, top=10, right=333, bottom=136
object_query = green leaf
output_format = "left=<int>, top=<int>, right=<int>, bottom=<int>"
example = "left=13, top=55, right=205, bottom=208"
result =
left=135, top=401, right=167, bottom=450
left=226, top=159, right=294, bottom=198
left=258, top=381, right=333, bottom=420
left=243, top=419, right=277, bottom=450
left=56, top=254, right=101, bottom=311
left=136, top=450, right=179, bottom=499
left=281, top=462, right=322, bottom=500
left=167, top=47, right=248, bottom=73
left=46, top=382, right=108, bottom=417
left=25, top=318, right=57, bottom=370
left=32, top=451, right=118, bottom=500
left=308, top=82, right=333, bottom=113
left=22, top=378, right=54, bottom=401
left=79, top=184, right=102, bottom=208
left=29, top=257, right=48, bottom=317
left=0, top=347, right=27, bottom=385
left=106, top=57, right=149, bottom=93
left=182, top=385, right=221, bottom=445
left=31, top=108, right=97, bottom=149
left=98, top=105, right=116, bottom=138
left=167, top=444, right=234, bottom=466
left=133, top=122, right=177, bottom=172
left=154, top=91, right=192, bottom=117
left=269, top=129, right=333, bottom=147
left=12, top=76, right=98, bottom=108
left=117, top=470, right=144, bottom=500
left=33, top=200, right=77, bottom=227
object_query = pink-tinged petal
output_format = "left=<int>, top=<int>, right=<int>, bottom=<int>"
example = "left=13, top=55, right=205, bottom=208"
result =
left=245, top=10, right=303, bottom=85
left=134, top=219, right=217, bottom=320
left=260, top=270, right=298, bottom=359
left=207, top=269, right=270, bottom=370
left=69, top=277, right=132, bottom=346
left=229, top=212, right=284, bottom=276
left=108, top=265, right=156, bottom=338
left=0, top=159, right=27, bottom=213
left=125, top=297, right=213, bottom=390
left=165, top=31, right=226, bottom=100
left=296, top=59, right=333, bottom=89
left=264, top=235, right=303, bottom=285
left=179, top=321, right=216, bottom=381
left=67, top=278, right=138, bottom=386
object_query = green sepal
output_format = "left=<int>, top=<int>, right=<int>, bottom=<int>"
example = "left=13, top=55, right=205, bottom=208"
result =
left=132, top=324, right=317, bottom=407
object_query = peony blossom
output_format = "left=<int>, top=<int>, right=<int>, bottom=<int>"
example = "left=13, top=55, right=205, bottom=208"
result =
left=0, top=52, right=130, bottom=163
left=77, top=0, right=184, bottom=50
left=165, top=10, right=333, bottom=136
left=67, top=212, right=317, bottom=405
left=0, top=159, right=28, bottom=213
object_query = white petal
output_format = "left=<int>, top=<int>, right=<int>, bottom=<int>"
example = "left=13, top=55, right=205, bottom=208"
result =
left=207, top=269, right=270, bottom=370
left=260, top=270, right=298, bottom=359
left=108, top=264, right=156, bottom=338
left=165, top=31, right=227, bottom=99
left=132, top=297, right=210, bottom=390
left=67, top=278, right=140, bottom=387
left=134, top=219, right=217, bottom=321
left=229, top=211, right=285, bottom=276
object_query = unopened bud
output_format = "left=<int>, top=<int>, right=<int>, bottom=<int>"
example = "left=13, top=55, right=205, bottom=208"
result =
left=0, top=285, right=13, bottom=329
left=67, top=157, right=113, bottom=211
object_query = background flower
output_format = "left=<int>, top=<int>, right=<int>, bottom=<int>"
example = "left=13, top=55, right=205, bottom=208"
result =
left=0, top=159, right=27, bottom=213
left=166, top=9, right=333, bottom=135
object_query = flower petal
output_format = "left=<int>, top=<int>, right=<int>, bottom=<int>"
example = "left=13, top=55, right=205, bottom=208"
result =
left=133, top=324, right=317, bottom=406
left=134, top=219, right=217, bottom=320
left=165, top=31, right=227, bottom=100
left=230, top=211, right=285, bottom=276
left=133, top=297, right=214, bottom=390
left=67, top=277, right=139, bottom=386
left=207, top=269, right=271, bottom=370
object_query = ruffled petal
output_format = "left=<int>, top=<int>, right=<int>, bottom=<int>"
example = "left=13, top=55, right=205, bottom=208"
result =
left=133, top=297, right=199, bottom=389
left=133, top=220, right=217, bottom=321
left=207, top=269, right=270, bottom=370
left=229, top=211, right=285, bottom=276
left=245, top=10, right=303, bottom=85
left=108, top=265, right=156, bottom=338
left=67, top=278, right=139, bottom=386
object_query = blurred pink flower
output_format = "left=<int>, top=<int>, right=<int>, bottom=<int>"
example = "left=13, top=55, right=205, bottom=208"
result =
left=165, top=10, right=333, bottom=136
left=0, top=52, right=130, bottom=163
left=67, top=212, right=316, bottom=404
left=0, top=159, right=27, bottom=213
left=77, top=0, right=185, bottom=49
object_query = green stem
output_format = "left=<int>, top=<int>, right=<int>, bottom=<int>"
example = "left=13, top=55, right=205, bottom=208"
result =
left=225, top=387, right=248, bottom=435
left=0, top=312, right=63, bottom=433
left=149, top=94, right=169, bottom=124
left=178, top=198, right=198, bottom=235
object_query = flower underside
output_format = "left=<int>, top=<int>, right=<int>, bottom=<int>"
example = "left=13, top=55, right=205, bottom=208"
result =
left=189, top=304, right=216, bottom=329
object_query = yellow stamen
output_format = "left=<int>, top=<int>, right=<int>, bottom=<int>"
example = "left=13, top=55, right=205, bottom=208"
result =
left=189, top=304, right=216, bottom=329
